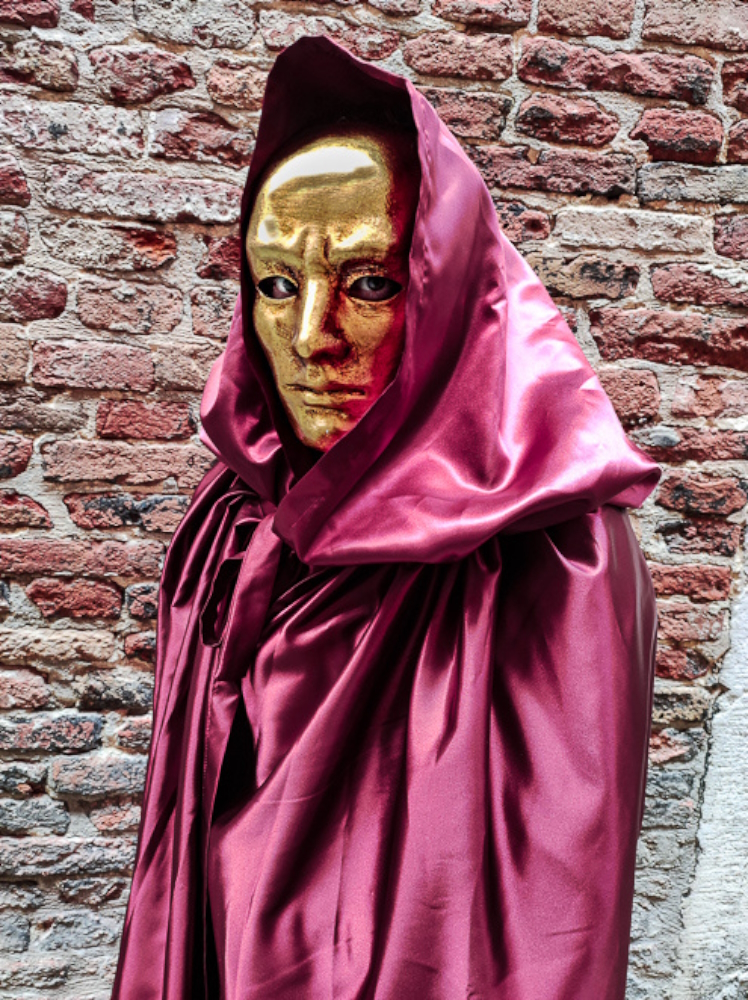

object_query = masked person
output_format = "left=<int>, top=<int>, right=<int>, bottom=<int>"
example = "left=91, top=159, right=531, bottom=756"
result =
left=111, top=36, right=660, bottom=1000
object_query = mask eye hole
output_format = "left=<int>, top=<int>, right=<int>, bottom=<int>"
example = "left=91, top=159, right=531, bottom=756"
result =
left=348, top=276, right=402, bottom=302
left=258, top=276, right=297, bottom=300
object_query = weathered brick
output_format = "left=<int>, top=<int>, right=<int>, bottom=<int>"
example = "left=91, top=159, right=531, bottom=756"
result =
left=260, top=11, right=399, bottom=62
left=149, top=110, right=254, bottom=167
left=537, top=0, right=635, bottom=39
left=42, top=440, right=213, bottom=490
left=0, top=387, right=85, bottom=435
left=656, top=647, right=706, bottom=681
left=51, top=753, right=146, bottom=798
left=0, top=99, right=142, bottom=159
left=597, top=367, right=660, bottom=425
left=404, top=31, right=513, bottom=81
left=727, top=121, right=748, bottom=164
left=0, top=325, right=30, bottom=384
left=471, top=146, right=635, bottom=197
left=420, top=88, right=511, bottom=142
left=123, top=631, right=156, bottom=665
left=134, top=0, right=258, bottom=49
left=556, top=207, right=711, bottom=253
left=0, top=211, right=29, bottom=266
left=0, top=38, right=78, bottom=91
left=70, top=0, right=94, bottom=18
left=153, top=341, right=222, bottom=391
left=46, top=165, right=241, bottom=225
left=0, top=713, right=102, bottom=753
left=494, top=202, right=551, bottom=242
left=631, top=109, right=723, bottom=165
left=657, top=600, right=727, bottom=643
left=652, top=681, right=711, bottom=727
left=590, top=307, right=748, bottom=371
left=516, top=94, right=619, bottom=147
left=77, top=280, right=182, bottom=335
left=26, top=578, right=122, bottom=620
left=518, top=37, right=713, bottom=105
left=125, top=582, right=158, bottom=620
left=432, top=0, right=530, bottom=28
left=639, top=163, right=748, bottom=205
left=0, top=537, right=163, bottom=578
left=632, top=425, right=748, bottom=463
left=651, top=262, right=748, bottom=308
left=0, top=153, right=31, bottom=208
left=0, top=913, right=30, bottom=952
left=526, top=253, right=639, bottom=299
left=79, top=666, right=154, bottom=712
left=114, top=715, right=152, bottom=752
left=369, top=0, right=421, bottom=13
left=97, top=400, right=194, bottom=440
left=90, top=799, right=141, bottom=833
left=0, top=269, right=67, bottom=324
left=650, top=563, right=731, bottom=603
left=89, top=46, right=195, bottom=104
left=39, top=218, right=176, bottom=272
left=671, top=376, right=748, bottom=419
left=0, top=628, right=114, bottom=665
left=0, top=836, right=135, bottom=877
left=0, top=797, right=69, bottom=836
left=0, top=761, right=47, bottom=796
left=656, top=471, right=748, bottom=517
left=197, top=233, right=241, bottom=281
left=0, top=0, right=59, bottom=28
left=723, top=57, right=748, bottom=113
left=0, top=434, right=32, bottom=479
left=643, top=0, right=748, bottom=52
left=0, top=956, right=70, bottom=989
left=0, top=670, right=50, bottom=710
left=714, top=214, right=748, bottom=260
left=207, top=58, right=266, bottom=109
left=33, top=340, right=154, bottom=393
left=57, top=876, right=128, bottom=905
left=64, top=491, right=190, bottom=532
left=649, top=728, right=705, bottom=765
left=37, top=910, right=121, bottom=950
left=191, top=285, right=236, bottom=339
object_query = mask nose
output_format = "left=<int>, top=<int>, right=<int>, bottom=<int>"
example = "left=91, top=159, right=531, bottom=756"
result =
left=294, top=277, right=345, bottom=361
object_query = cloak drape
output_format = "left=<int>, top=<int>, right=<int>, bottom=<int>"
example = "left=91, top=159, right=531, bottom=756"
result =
left=111, top=37, right=660, bottom=1000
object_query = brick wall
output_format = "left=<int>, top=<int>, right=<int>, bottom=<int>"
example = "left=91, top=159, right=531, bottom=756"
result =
left=0, top=0, right=746, bottom=996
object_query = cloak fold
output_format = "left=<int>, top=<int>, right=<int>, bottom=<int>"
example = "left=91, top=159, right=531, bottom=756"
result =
left=111, top=37, right=659, bottom=1000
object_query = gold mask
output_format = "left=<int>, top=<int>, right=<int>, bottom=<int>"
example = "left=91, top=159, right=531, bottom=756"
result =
left=246, top=129, right=418, bottom=452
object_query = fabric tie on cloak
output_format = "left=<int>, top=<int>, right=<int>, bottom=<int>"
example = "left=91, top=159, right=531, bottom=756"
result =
left=111, top=36, right=661, bottom=1000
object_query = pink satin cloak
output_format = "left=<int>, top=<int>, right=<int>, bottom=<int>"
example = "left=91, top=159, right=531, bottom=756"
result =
left=111, top=38, right=660, bottom=1000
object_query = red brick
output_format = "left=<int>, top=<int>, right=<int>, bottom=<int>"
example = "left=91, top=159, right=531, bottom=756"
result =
left=537, top=0, right=635, bottom=39
left=597, top=368, right=660, bottom=426
left=42, top=440, right=213, bottom=490
left=40, top=218, right=176, bottom=273
left=632, top=426, right=748, bottom=463
left=650, top=563, right=731, bottom=603
left=125, top=583, right=158, bottom=620
left=558, top=306, right=578, bottom=333
left=26, top=579, right=122, bottom=620
left=207, top=59, right=266, bottom=110
left=527, top=253, right=639, bottom=299
left=114, top=716, right=152, bottom=752
left=655, top=647, right=709, bottom=682
left=97, top=401, right=194, bottom=441
left=197, top=233, right=241, bottom=281
left=471, top=145, right=635, bottom=197
left=0, top=0, right=59, bottom=28
left=0, top=713, right=101, bottom=753
left=643, top=0, right=748, bottom=52
left=403, top=31, right=513, bottom=82
left=516, top=94, right=619, bottom=147
left=153, top=342, right=222, bottom=391
left=518, top=37, right=713, bottom=106
left=432, top=0, right=530, bottom=28
left=657, top=600, right=727, bottom=643
left=89, top=46, right=195, bottom=104
left=51, top=754, right=146, bottom=798
left=1, top=99, right=143, bottom=159
left=191, top=286, right=236, bottom=339
left=590, top=307, right=748, bottom=372
left=0, top=490, right=51, bottom=528
left=32, top=340, right=154, bottom=393
left=420, top=88, right=511, bottom=141
left=656, top=518, right=743, bottom=557
left=70, top=0, right=93, bottom=18
left=630, top=109, right=723, bottom=165
left=64, top=491, right=189, bottom=532
left=77, top=280, right=182, bottom=335
left=0, top=269, right=67, bottom=324
left=0, top=670, right=50, bottom=710
left=723, top=57, right=748, bottom=113
left=727, top=121, right=748, bottom=164
left=714, top=214, right=748, bottom=259
left=123, top=631, right=155, bottom=664
left=46, top=165, right=241, bottom=225
left=656, top=471, right=748, bottom=517
left=494, top=202, right=551, bottom=242
left=0, top=387, right=85, bottom=434
left=672, top=376, right=748, bottom=419
left=90, top=801, right=141, bottom=833
left=649, top=728, right=704, bottom=764
left=651, top=263, right=748, bottom=307
left=0, top=38, right=78, bottom=91
left=0, top=537, right=163, bottom=578
left=0, top=154, right=30, bottom=208
left=0, top=435, right=32, bottom=479
left=149, top=110, right=254, bottom=167
left=0, top=212, right=29, bottom=266
left=260, top=12, right=398, bottom=62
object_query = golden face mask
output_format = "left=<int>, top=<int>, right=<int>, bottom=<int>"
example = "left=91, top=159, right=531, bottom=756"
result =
left=246, top=129, right=418, bottom=453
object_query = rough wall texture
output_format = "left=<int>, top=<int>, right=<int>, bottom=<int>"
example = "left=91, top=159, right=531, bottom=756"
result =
left=0, top=0, right=746, bottom=996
